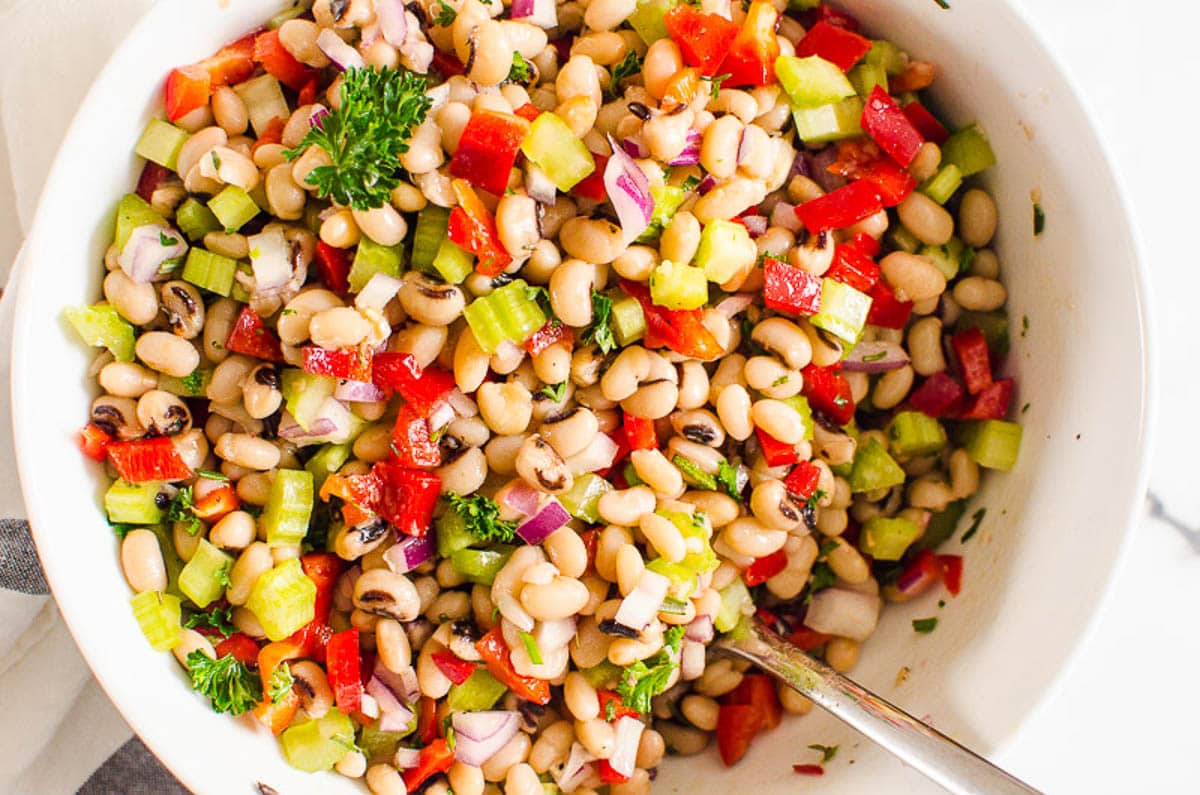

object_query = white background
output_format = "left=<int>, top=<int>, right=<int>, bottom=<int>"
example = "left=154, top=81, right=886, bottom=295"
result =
left=0, top=0, right=1197, bottom=791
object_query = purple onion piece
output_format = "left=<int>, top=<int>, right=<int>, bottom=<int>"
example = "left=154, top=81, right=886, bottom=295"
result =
left=842, top=341, right=910, bottom=373
left=516, top=499, right=571, bottom=545
left=604, top=134, right=654, bottom=243
left=375, top=0, right=408, bottom=47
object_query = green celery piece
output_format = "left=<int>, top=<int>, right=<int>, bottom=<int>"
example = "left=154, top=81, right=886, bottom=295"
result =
left=114, top=193, right=167, bottom=251
left=920, top=238, right=967, bottom=281
left=230, top=262, right=254, bottom=303
left=261, top=469, right=314, bottom=547
left=610, top=294, right=646, bottom=346
left=811, top=278, right=872, bottom=344
left=358, top=724, right=408, bottom=763
left=247, top=558, right=316, bottom=641
left=105, top=480, right=165, bottom=525
left=714, top=579, right=752, bottom=633
left=920, top=164, right=963, bottom=205
left=63, top=304, right=135, bottom=362
left=451, top=546, right=515, bottom=586
left=158, top=368, right=211, bottom=398
left=178, top=539, right=234, bottom=608
left=866, top=40, right=907, bottom=75
left=941, top=124, right=997, bottom=177
left=622, top=461, right=644, bottom=487
left=305, top=443, right=352, bottom=490
left=650, top=260, right=708, bottom=310
left=673, top=455, right=716, bottom=490
left=962, top=420, right=1022, bottom=471
left=431, top=239, right=474, bottom=284
left=861, top=516, right=922, bottom=561
left=849, top=61, right=888, bottom=97
left=637, top=184, right=686, bottom=243
left=917, top=499, right=968, bottom=550
left=411, top=205, right=450, bottom=273
left=646, top=558, right=698, bottom=599
left=234, top=74, right=289, bottom=137
left=281, top=709, right=355, bottom=773
left=580, top=659, right=622, bottom=689
left=147, top=523, right=186, bottom=599
left=130, top=591, right=182, bottom=651
left=848, top=438, right=906, bottom=493
left=207, top=186, right=260, bottom=232
left=695, top=219, right=753, bottom=284
left=182, top=248, right=239, bottom=297
left=463, top=279, right=546, bottom=354
left=447, top=668, right=508, bottom=711
left=956, top=310, right=1010, bottom=356
left=282, top=369, right=338, bottom=431
left=887, top=224, right=922, bottom=254
left=660, top=511, right=719, bottom=580
left=775, top=55, right=856, bottom=107
left=787, top=0, right=821, bottom=10
left=792, top=97, right=865, bottom=144
left=175, top=198, right=222, bottom=242
left=268, top=2, right=309, bottom=28
left=135, top=118, right=188, bottom=171
left=462, top=291, right=506, bottom=353
left=436, top=509, right=478, bottom=558
left=521, top=112, right=596, bottom=192
left=558, top=473, right=613, bottom=523
left=779, top=395, right=816, bottom=440
left=887, top=411, right=948, bottom=457
left=350, top=237, right=405, bottom=293
left=628, top=0, right=677, bottom=44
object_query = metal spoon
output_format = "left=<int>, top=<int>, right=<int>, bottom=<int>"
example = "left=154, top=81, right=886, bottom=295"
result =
left=715, top=620, right=1042, bottom=795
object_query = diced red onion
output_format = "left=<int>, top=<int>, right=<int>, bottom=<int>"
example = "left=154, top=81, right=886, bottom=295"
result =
left=510, top=0, right=535, bottom=17
left=135, top=161, right=172, bottom=203
left=741, top=214, right=768, bottom=238
left=355, top=271, right=404, bottom=312
left=317, top=28, right=365, bottom=71
left=334, top=379, right=387, bottom=403
left=604, top=135, right=654, bottom=244
left=554, top=743, right=597, bottom=793
left=615, top=569, right=670, bottom=631
left=371, top=658, right=416, bottom=702
left=429, top=400, right=456, bottom=432
left=565, top=432, right=619, bottom=476
left=447, top=388, right=478, bottom=418
left=516, top=499, right=571, bottom=545
left=359, top=693, right=380, bottom=719
left=696, top=174, right=717, bottom=195
left=737, top=128, right=753, bottom=165
left=842, top=341, right=910, bottom=373
left=452, top=711, right=521, bottom=767
left=247, top=227, right=292, bottom=291
left=608, top=717, right=644, bottom=778
left=525, top=164, right=558, bottom=205
left=804, top=588, right=882, bottom=642
left=715, top=292, right=755, bottom=319
left=278, top=415, right=336, bottom=440
left=118, top=224, right=187, bottom=283
left=621, top=136, right=649, bottom=159
left=668, top=129, right=701, bottom=166
left=807, top=146, right=847, bottom=193
left=771, top=200, right=804, bottom=233
left=680, top=639, right=706, bottom=680
left=510, top=0, right=557, bottom=29
left=277, top=398, right=353, bottom=444
left=394, top=747, right=422, bottom=769
left=500, top=481, right=541, bottom=516
left=375, top=0, right=408, bottom=46
left=895, top=561, right=941, bottom=598
left=384, top=535, right=436, bottom=574
left=308, top=105, right=329, bottom=130
left=684, top=614, right=714, bottom=644
left=367, top=676, right=415, bottom=733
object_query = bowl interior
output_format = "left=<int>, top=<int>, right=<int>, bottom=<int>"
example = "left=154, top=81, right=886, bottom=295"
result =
left=11, top=0, right=1150, bottom=792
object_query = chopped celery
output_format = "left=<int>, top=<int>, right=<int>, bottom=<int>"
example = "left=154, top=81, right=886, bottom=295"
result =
left=175, top=198, right=222, bottom=242
left=131, top=591, right=182, bottom=651
left=230, top=262, right=254, bottom=303
left=248, top=558, right=316, bottom=641
left=431, top=239, right=474, bottom=285
left=779, top=395, right=816, bottom=440
left=866, top=40, right=907, bottom=76
left=695, top=219, right=753, bottom=284
left=610, top=294, right=646, bottom=346
left=650, top=260, right=708, bottom=310
left=580, top=659, right=622, bottom=689
left=261, top=469, right=315, bottom=547
left=267, top=2, right=309, bottom=28
left=182, top=248, right=238, bottom=297
left=349, top=237, right=405, bottom=293
left=792, top=97, right=864, bottom=144
left=305, top=443, right=352, bottom=490
left=63, top=304, right=135, bottom=362
left=647, top=558, right=698, bottom=599
left=148, top=523, right=187, bottom=599
left=447, top=668, right=508, bottom=711
left=178, top=539, right=234, bottom=608
left=628, top=0, right=677, bottom=44
left=622, top=461, right=644, bottom=488
left=282, top=369, right=338, bottom=431
left=775, top=55, right=857, bottom=107
left=920, top=164, right=963, bottom=205
left=451, top=546, right=515, bottom=585
left=281, top=708, right=355, bottom=773
left=637, top=184, right=687, bottom=243
left=463, top=279, right=546, bottom=354
left=158, top=368, right=211, bottom=398
left=411, top=205, right=450, bottom=274
left=115, top=193, right=167, bottom=251
left=714, top=579, right=752, bottom=633
left=941, top=124, right=997, bottom=177
left=673, top=455, right=716, bottom=490
left=861, top=516, right=922, bottom=561
left=848, top=438, right=906, bottom=493
left=887, top=411, right=948, bottom=457
left=520, top=113, right=595, bottom=191
left=135, top=118, right=188, bottom=170
left=660, top=511, right=718, bottom=580
left=234, top=74, right=289, bottom=137
left=887, top=224, right=923, bottom=254
left=920, top=238, right=968, bottom=281
left=962, top=420, right=1022, bottom=471
left=436, top=509, right=477, bottom=558
left=811, top=278, right=872, bottom=344
left=917, top=499, right=967, bottom=550
left=955, top=310, right=1010, bottom=356
left=558, top=473, right=613, bottom=523
left=359, top=724, right=410, bottom=762
left=105, top=480, right=166, bottom=525
left=207, top=186, right=260, bottom=232
left=849, top=61, right=888, bottom=97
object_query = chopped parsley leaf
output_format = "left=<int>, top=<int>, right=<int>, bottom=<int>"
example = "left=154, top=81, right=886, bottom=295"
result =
left=704, top=73, right=731, bottom=100
left=616, top=625, right=685, bottom=714
left=808, top=744, right=839, bottom=763
left=540, top=381, right=568, bottom=401
left=185, top=605, right=236, bottom=639
left=681, top=175, right=701, bottom=192
left=862, top=351, right=887, bottom=362
left=159, top=232, right=179, bottom=247
left=932, top=0, right=950, bottom=8
left=581, top=290, right=616, bottom=354
left=771, top=375, right=790, bottom=387
left=1021, top=315, right=1030, bottom=337
left=196, top=469, right=230, bottom=482
left=715, top=460, right=743, bottom=502
left=268, top=662, right=295, bottom=704
left=519, top=631, right=543, bottom=665
left=109, top=522, right=135, bottom=540
left=1033, top=202, right=1045, bottom=235
left=433, top=0, right=457, bottom=26
left=805, top=488, right=828, bottom=511
left=608, top=50, right=643, bottom=98
left=186, top=651, right=262, bottom=715
left=912, top=617, right=939, bottom=634
left=180, top=368, right=206, bottom=396
left=447, top=493, right=517, bottom=543
left=960, top=507, right=986, bottom=543
left=167, top=486, right=202, bottom=536
left=508, top=52, right=533, bottom=84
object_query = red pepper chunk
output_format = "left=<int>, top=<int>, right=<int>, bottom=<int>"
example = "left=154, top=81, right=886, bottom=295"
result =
left=721, top=0, right=781, bottom=87
left=784, top=460, right=822, bottom=502
left=743, top=549, right=788, bottom=586
left=762, top=257, right=822, bottom=317
left=78, top=423, right=112, bottom=462
left=165, top=35, right=257, bottom=121
left=372, top=352, right=457, bottom=412
left=570, top=153, right=609, bottom=201
left=390, top=405, right=441, bottom=469
left=852, top=232, right=881, bottom=257
left=301, top=552, right=343, bottom=627
left=794, top=181, right=882, bottom=234
left=449, top=110, right=531, bottom=197
left=800, top=4, right=860, bottom=31
left=513, top=102, right=541, bottom=122
left=449, top=179, right=512, bottom=277
left=314, top=241, right=351, bottom=294
left=901, top=101, right=950, bottom=145
left=403, top=739, right=456, bottom=792
left=523, top=321, right=572, bottom=356
left=800, top=365, right=856, bottom=426
left=727, top=674, right=782, bottom=729
left=787, top=626, right=833, bottom=651
left=959, top=378, right=1014, bottom=420
left=302, top=346, right=373, bottom=383
left=938, top=554, right=964, bottom=596
left=829, top=147, right=916, bottom=207
left=597, top=760, right=629, bottom=785
left=165, top=66, right=210, bottom=122
left=476, top=628, right=552, bottom=704
left=908, top=372, right=967, bottom=418
left=796, top=20, right=872, bottom=72
left=597, top=690, right=640, bottom=721
left=431, top=49, right=466, bottom=77
left=135, top=162, right=173, bottom=204
left=225, top=306, right=285, bottom=362
left=325, top=628, right=362, bottom=715
left=866, top=279, right=913, bottom=329
left=951, top=327, right=993, bottom=395
left=620, top=279, right=723, bottom=360
left=373, top=461, right=440, bottom=536
left=755, top=428, right=798, bottom=467
left=793, top=764, right=826, bottom=776
left=716, top=705, right=760, bottom=766
left=416, top=696, right=439, bottom=745
left=861, top=86, right=926, bottom=168
left=623, top=414, right=658, bottom=451
left=253, top=29, right=318, bottom=90
left=296, top=78, right=319, bottom=108
left=663, top=5, right=739, bottom=76
left=824, top=244, right=880, bottom=292
left=432, top=651, right=477, bottom=685
left=215, top=633, right=261, bottom=666
left=107, top=437, right=193, bottom=483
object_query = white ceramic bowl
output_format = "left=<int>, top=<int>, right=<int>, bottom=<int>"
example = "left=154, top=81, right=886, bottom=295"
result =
left=12, top=0, right=1152, bottom=792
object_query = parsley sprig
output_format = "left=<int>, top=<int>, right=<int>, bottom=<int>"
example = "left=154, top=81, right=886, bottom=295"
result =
left=508, top=52, right=534, bottom=84
left=186, top=651, right=262, bottom=715
left=615, top=625, right=685, bottom=714
left=168, top=485, right=202, bottom=536
left=432, top=0, right=457, bottom=25
left=608, top=50, right=643, bottom=99
left=268, top=663, right=295, bottom=704
left=581, top=290, right=616, bottom=354
left=185, top=605, right=236, bottom=639
left=448, top=493, right=517, bottom=543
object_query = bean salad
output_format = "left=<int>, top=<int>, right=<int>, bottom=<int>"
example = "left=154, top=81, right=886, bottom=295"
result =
left=66, top=0, right=1024, bottom=790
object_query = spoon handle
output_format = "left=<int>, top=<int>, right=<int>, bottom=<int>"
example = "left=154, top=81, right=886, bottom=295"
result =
left=716, top=621, right=1042, bottom=795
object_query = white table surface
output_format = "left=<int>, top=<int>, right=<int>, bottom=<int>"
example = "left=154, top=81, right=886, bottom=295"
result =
left=1, top=0, right=1196, bottom=792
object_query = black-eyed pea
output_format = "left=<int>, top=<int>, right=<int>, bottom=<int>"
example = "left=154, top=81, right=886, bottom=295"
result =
left=438, top=447, right=489, bottom=495
left=490, top=340, right=527, bottom=375
left=694, top=657, right=743, bottom=699
left=597, top=486, right=656, bottom=527
left=721, top=517, right=788, bottom=559
left=908, top=476, right=955, bottom=512
left=172, top=628, right=216, bottom=668
left=621, top=379, right=679, bottom=420
left=897, top=192, right=954, bottom=246
left=749, top=479, right=805, bottom=531
left=365, top=764, right=405, bottom=795
left=958, top=188, right=998, bottom=248
left=787, top=174, right=825, bottom=205
left=673, top=360, right=708, bottom=411
left=826, top=536, right=870, bottom=583
left=308, top=306, right=370, bottom=349
left=629, top=448, right=683, bottom=496
left=215, top=433, right=280, bottom=471
left=971, top=248, right=1000, bottom=279
left=278, top=18, right=328, bottom=67
left=907, top=317, right=946, bottom=375
left=476, top=381, right=533, bottom=436
left=953, top=276, right=1007, bottom=312
left=449, top=762, right=485, bottom=795
left=766, top=535, right=819, bottom=600
left=826, top=637, right=860, bottom=672
left=350, top=203, right=407, bottom=247
left=600, top=346, right=650, bottom=402
left=98, top=361, right=158, bottom=398
left=467, top=20, right=514, bottom=86
left=612, top=245, right=658, bottom=282
left=549, top=258, right=598, bottom=327
left=227, top=542, right=273, bottom=606
left=679, top=490, right=740, bottom=527
left=134, top=331, right=199, bottom=378
left=120, top=529, right=167, bottom=593
left=880, top=251, right=947, bottom=303
left=236, top=470, right=273, bottom=506
left=751, top=317, right=812, bottom=370
left=635, top=729, right=666, bottom=770
left=949, top=448, right=980, bottom=499
left=532, top=344, right=571, bottom=386
left=815, top=506, right=848, bottom=538
left=208, top=510, right=256, bottom=551
left=661, top=211, right=702, bottom=266
left=583, top=0, right=637, bottom=31
left=484, top=434, right=525, bottom=476
left=541, top=407, right=599, bottom=459
left=351, top=424, right=392, bottom=463
left=556, top=53, right=603, bottom=106
left=779, top=683, right=814, bottom=715
left=680, top=694, right=720, bottom=731
left=872, top=365, right=915, bottom=410
left=908, top=141, right=942, bottom=182
left=397, top=274, right=465, bottom=327
left=290, top=659, right=334, bottom=719
left=715, top=383, right=753, bottom=442
left=173, top=521, right=203, bottom=562
left=559, top=217, right=627, bottom=264
left=452, top=328, right=490, bottom=394
left=171, top=429, right=209, bottom=471
left=481, top=731, right=533, bottom=783
left=639, top=513, right=687, bottom=562
left=529, top=720, right=575, bottom=773
left=516, top=434, right=573, bottom=493
left=670, top=408, right=725, bottom=447
left=751, top=398, right=807, bottom=444
left=693, top=177, right=768, bottom=225
left=614, top=543, right=646, bottom=596
left=544, top=527, right=588, bottom=579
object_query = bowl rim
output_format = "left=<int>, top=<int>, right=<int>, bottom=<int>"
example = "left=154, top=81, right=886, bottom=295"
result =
left=8, top=0, right=1156, bottom=788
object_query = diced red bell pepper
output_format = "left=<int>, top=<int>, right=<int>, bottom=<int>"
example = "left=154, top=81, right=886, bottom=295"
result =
left=523, top=321, right=572, bottom=356
left=416, top=696, right=439, bottom=745
left=866, top=279, right=913, bottom=329
left=135, top=162, right=173, bottom=203
left=861, top=86, right=926, bottom=168
left=829, top=140, right=917, bottom=207
left=325, top=628, right=363, bottom=715
left=800, top=365, right=856, bottom=426
left=663, top=5, right=739, bottom=76
left=201, top=34, right=258, bottom=88
left=794, top=181, right=883, bottom=234
left=215, top=632, right=261, bottom=666
left=165, top=66, right=211, bottom=122
left=371, top=352, right=456, bottom=412
left=403, top=740, right=455, bottom=791
left=192, top=485, right=240, bottom=523
left=795, top=20, right=872, bottom=72
left=892, top=549, right=943, bottom=600
left=78, top=423, right=111, bottom=462
left=660, top=67, right=704, bottom=111
left=597, top=429, right=630, bottom=480
left=620, top=279, right=723, bottom=361
left=301, top=552, right=343, bottom=627
left=824, top=244, right=880, bottom=292
left=449, top=110, right=531, bottom=197
left=800, top=4, right=860, bottom=31
left=938, top=554, right=964, bottom=597
left=321, top=470, right=383, bottom=518
left=890, top=60, right=935, bottom=93
left=449, top=179, right=512, bottom=277
left=597, top=760, right=629, bottom=785
left=743, top=549, right=788, bottom=586
left=726, top=674, right=782, bottom=730
left=793, top=764, right=826, bottom=776
left=390, top=405, right=441, bottom=469
left=721, top=0, right=781, bottom=87
left=302, top=346, right=374, bottom=383
left=107, top=437, right=193, bottom=483
left=373, top=461, right=441, bottom=536
left=951, top=327, right=993, bottom=395
left=908, top=372, right=966, bottom=418
left=296, top=77, right=319, bottom=107
left=249, top=116, right=287, bottom=158
left=756, top=428, right=799, bottom=467
left=432, top=651, right=478, bottom=685
left=784, top=460, right=822, bottom=502
left=476, top=628, right=552, bottom=705
left=253, top=689, right=301, bottom=735
left=431, top=49, right=466, bottom=77
left=959, top=378, right=1013, bottom=420
left=513, top=102, right=542, bottom=122
left=225, top=306, right=285, bottom=362
left=762, top=257, right=823, bottom=317
left=253, top=29, right=318, bottom=90
left=570, top=153, right=609, bottom=202
left=597, top=690, right=640, bottom=721
left=788, top=626, right=833, bottom=651
left=716, top=704, right=760, bottom=766
left=623, top=414, right=658, bottom=451
left=581, top=528, right=599, bottom=571
left=852, top=232, right=882, bottom=257
left=314, top=241, right=352, bottom=294
left=901, top=102, right=950, bottom=145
